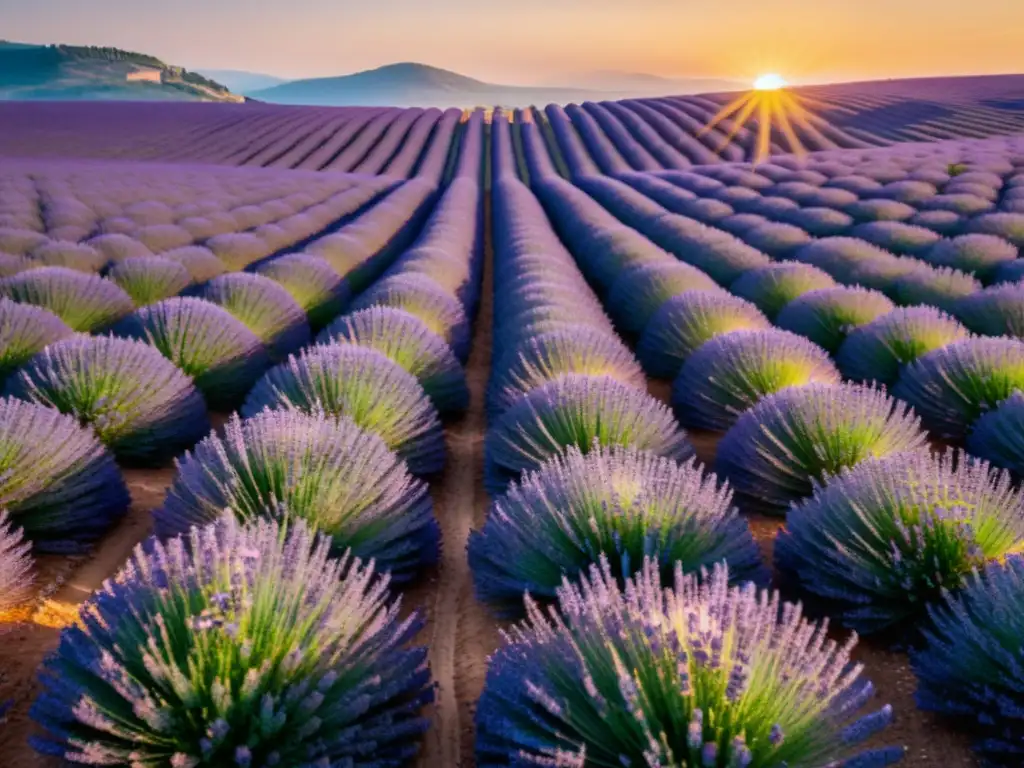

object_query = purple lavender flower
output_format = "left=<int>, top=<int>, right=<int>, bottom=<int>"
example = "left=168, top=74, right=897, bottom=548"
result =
left=0, top=396, right=129, bottom=551
left=351, top=273, right=471, bottom=362
left=606, top=261, right=723, bottom=335
left=911, top=555, right=1024, bottom=761
left=106, top=256, right=191, bottom=307
left=255, top=253, right=349, bottom=330
left=890, top=265, right=982, bottom=312
left=114, top=297, right=270, bottom=410
left=952, top=282, right=1024, bottom=338
left=967, top=391, right=1024, bottom=477
left=673, top=329, right=841, bottom=432
left=469, top=443, right=765, bottom=615
left=6, top=335, right=210, bottom=465
left=776, top=450, right=1024, bottom=634
left=776, top=286, right=896, bottom=354
left=716, top=383, right=928, bottom=513
left=739, top=221, right=812, bottom=259
left=0, top=267, right=134, bottom=332
left=318, top=306, right=468, bottom=414
left=476, top=559, right=901, bottom=767
left=485, top=374, right=693, bottom=495
left=0, top=510, right=33, bottom=612
left=836, top=306, right=971, bottom=386
left=923, top=234, right=1017, bottom=281
left=637, top=291, right=771, bottom=379
left=242, top=343, right=444, bottom=475
left=849, top=221, right=941, bottom=257
left=31, top=516, right=433, bottom=764
left=157, top=411, right=437, bottom=579
left=85, top=233, right=153, bottom=264
left=892, top=337, right=1024, bottom=440
left=729, top=261, right=838, bottom=320
left=202, top=272, right=311, bottom=363
left=29, top=241, right=106, bottom=273
left=488, top=325, right=645, bottom=420
left=0, top=297, right=73, bottom=383
left=160, top=245, right=228, bottom=285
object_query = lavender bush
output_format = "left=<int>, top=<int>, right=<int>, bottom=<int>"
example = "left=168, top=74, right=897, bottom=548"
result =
left=729, top=261, right=837, bottom=320
left=115, top=297, right=270, bottom=410
left=242, top=344, right=445, bottom=475
left=106, top=256, right=191, bottom=306
left=7, top=335, right=210, bottom=465
left=0, top=510, right=33, bottom=612
left=717, top=383, right=928, bottom=513
left=0, top=396, right=129, bottom=551
left=673, top=329, right=841, bottom=431
left=469, top=443, right=765, bottom=615
left=485, top=374, right=693, bottom=494
left=318, top=306, right=468, bottom=414
left=776, top=451, right=1024, bottom=635
left=0, top=297, right=73, bottom=382
left=31, top=516, right=433, bottom=765
left=156, top=411, right=438, bottom=580
left=0, top=267, right=134, bottom=332
left=476, top=559, right=902, bottom=767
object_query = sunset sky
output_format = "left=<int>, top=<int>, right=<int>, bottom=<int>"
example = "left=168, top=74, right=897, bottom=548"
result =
left=3, top=0, right=1022, bottom=85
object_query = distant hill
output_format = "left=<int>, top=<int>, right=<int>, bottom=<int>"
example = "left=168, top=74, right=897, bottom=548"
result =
left=0, top=41, right=244, bottom=102
left=248, top=61, right=744, bottom=108
left=196, top=69, right=290, bottom=95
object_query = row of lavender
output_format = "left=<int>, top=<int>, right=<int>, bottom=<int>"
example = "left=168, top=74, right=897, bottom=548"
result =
left=513, top=122, right=1024, bottom=763
left=458, top=112, right=906, bottom=767
left=0, top=101, right=465, bottom=176
left=0, top=116, right=488, bottom=764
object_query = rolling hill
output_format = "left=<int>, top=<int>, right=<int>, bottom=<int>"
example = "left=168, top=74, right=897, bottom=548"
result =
left=195, top=68, right=291, bottom=95
left=0, top=41, right=244, bottom=102
left=248, top=62, right=746, bottom=107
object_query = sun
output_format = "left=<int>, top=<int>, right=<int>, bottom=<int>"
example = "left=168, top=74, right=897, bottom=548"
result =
left=753, top=73, right=788, bottom=91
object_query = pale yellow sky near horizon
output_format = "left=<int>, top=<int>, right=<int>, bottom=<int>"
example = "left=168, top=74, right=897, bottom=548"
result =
left=3, top=0, right=1023, bottom=85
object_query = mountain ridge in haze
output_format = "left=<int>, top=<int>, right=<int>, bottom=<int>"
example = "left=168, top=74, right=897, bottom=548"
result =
left=196, top=68, right=290, bottom=94
left=249, top=61, right=746, bottom=107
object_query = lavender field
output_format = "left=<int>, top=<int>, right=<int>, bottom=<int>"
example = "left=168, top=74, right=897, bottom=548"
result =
left=1, top=75, right=1024, bottom=767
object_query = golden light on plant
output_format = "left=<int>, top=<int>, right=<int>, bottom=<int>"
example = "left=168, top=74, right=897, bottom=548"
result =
left=699, top=74, right=817, bottom=164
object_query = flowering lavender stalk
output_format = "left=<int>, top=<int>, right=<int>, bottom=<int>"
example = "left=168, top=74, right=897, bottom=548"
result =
left=911, top=555, right=1024, bottom=762
left=160, top=245, right=228, bottom=285
left=967, top=391, right=1024, bottom=477
left=606, top=261, right=723, bottom=335
left=923, top=234, right=1017, bottom=281
left=476, top=558, right=903, bottom=767
left=115, top=297, right=270, bottom=410
left=159, top=405, right=438, bottom=577
left=351, top=274, right=471, bottom=362
left=729, top=261, right=837, bottom=320
left=0, top=396, right=129, bottom=551
left=849, top=221, right=941, bottom=257
left=488, top=326, right=644, bottom=420
left=893, top=337, right=1024, bottom=441
left=776, top=451, right=1024, bottom=635
left=243, top=343, right=444, bottom=475
left=256, top=253, right=349, bottom=330
left=106, top=256, right=191, bottom=307
left=29, top=241, right=107, bottom=273
left=953, top=283, right=1024, bottom=338
left=0, top=297, right=73, bottom=383
left=31, top=516, right=433, bottom=764
left=0, top=510, right=32, bottom=612
left=776, top=286, right=896, bottom=354
left=486, top=374, right=693, bottom=495
left=836, top=306, right=971, bottom=386
left=318, top=306, right=469, bottom=414
left=202, top=272, right=312, bottom=362
left=717, top=383, right=928, bottom=513
left=469, top=443, right=765, bottom=615
left=7, top=335, right=210, bottom=465
left=637, top=291, right=772, bottom=379
left=0, top=266, right=134, bottom=332
left=890, top=266, right=981, bottom=313
left=673, top=329, right=841, bottom=432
